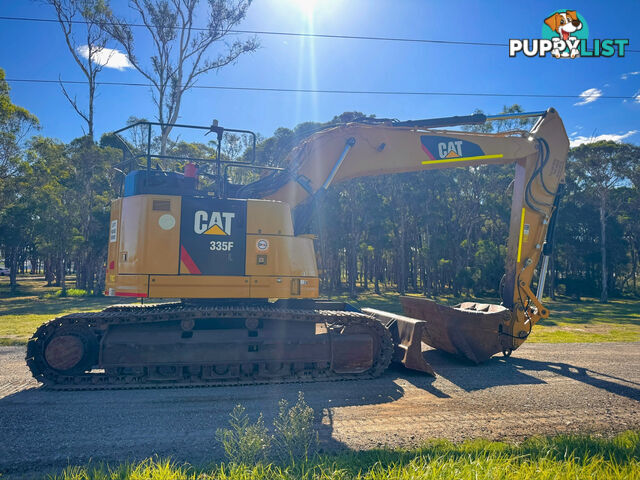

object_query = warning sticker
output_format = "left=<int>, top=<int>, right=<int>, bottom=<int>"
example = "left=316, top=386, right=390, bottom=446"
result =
left=256, top=238, right=270, bottom=252
left=110, top=220, right=118, bottom=243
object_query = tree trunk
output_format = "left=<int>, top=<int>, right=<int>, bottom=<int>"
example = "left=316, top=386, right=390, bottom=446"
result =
left=599, top=192, right=608, bottom=303
left=88, top=81, right=94, bottom=142
left=87, top=259, right=96, bottom=294
left=631, top=238, right=637, bottom=293
left=363, top=251, right=368, bottom=290
left=549, top=254, right=556, bottom=300
left=96, top=260, right=106, bottom=296
left=8, top=248, right=18, bottom=293
left=76, top=257, right=83, bottom=289
left=54, top=257, right=61, bottom=287
left=59, top=256, right=67, bottom=295
left=30, top=256, right=38, bottom=275
left=44, top=257, right=54, bottom=286
left=160, top=127, right=170, bottom=158
left=374, top=249, right=380, bottom=294
left=347, top=208, right=358, bottom=299
left=409, top=251, right=417, bottom=292
left=397, top=211, right=407, bottom=295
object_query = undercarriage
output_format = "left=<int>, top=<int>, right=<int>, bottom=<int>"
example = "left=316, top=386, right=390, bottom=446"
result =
left=26, top=301, right=394, bottom=389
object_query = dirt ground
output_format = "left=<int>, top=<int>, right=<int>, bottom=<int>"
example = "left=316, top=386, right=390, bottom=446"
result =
left=1, top=342, right=639, bottom=477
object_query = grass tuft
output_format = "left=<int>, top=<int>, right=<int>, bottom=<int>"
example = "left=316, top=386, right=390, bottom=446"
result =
left=44, top=289, right=90, bottom=298
left=271, top=392, right=319, bottom=464
left=215, top=404, right=270, bottom=465
left=41, top=431, right=640, bottom=480
left=49, top=457, right=194, bottom=480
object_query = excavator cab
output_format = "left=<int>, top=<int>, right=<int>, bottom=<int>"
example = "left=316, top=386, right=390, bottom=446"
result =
left=110, top=120, right=265, bottom=198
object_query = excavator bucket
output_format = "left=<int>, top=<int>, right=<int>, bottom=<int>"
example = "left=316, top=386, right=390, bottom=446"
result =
left=363, top=297, right=514, bottom=374
left=400, top=296, right=512, bottom=364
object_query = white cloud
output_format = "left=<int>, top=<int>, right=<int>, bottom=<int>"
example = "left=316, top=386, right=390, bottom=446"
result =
left=570, top=130, right=638, bottom=148
left=574, top=88, right=602, bottom=106
left=77, top=45, right=132, bottom=70
left=621, top=71, right=640, bottom=80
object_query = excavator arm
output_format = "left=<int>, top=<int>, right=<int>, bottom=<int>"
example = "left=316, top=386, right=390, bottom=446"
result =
left=241, top=108, right=569, bottom=367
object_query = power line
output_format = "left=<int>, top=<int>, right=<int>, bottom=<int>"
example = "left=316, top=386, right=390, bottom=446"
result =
left=3, top=15, right=636, bottom=51
left=6, top=77, right=638, bottom=100
left=0, top=15, right=505, bottom=47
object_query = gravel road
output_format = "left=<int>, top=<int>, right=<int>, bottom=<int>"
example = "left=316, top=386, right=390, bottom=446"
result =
left=1, top=342, right=639, bottom=477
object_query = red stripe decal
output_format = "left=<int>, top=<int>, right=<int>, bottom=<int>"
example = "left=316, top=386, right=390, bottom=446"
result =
left=180, top=245, right=202, bottom=274
left=421, top=143, right=436, bottom=160
left=115, top=292, right=148, bottom=297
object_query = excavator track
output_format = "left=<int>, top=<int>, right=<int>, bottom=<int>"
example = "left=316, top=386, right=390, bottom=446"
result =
left=26, top=303, right=394, bottom=390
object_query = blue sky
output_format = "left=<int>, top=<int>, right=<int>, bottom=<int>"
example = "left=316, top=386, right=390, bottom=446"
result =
left=1, top=0, right=639, bottom=147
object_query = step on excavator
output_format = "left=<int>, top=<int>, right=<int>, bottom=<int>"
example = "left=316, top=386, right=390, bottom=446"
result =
left=26, top=108, right=569, bottom=388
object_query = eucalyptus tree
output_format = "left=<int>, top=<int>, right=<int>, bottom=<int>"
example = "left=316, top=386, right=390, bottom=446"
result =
left=0, top=69, right=39, bottom=181
left=44, top=0, right=114, bottom=141
left=570, top=141, right=636, bottom=302
left=0, top=69, right=39, bottom=291
left=102, top=0, right=258, bottom=156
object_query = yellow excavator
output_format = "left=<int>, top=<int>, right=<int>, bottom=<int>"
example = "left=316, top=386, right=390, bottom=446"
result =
left=26, top=108, right=568, bottom=388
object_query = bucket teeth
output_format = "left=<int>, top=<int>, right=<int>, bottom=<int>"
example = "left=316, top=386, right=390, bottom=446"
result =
left=362, top=308, right=435, bottom=376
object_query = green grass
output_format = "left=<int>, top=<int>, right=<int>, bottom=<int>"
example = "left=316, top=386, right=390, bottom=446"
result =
left=46, top=431, right=640, bottom=480
left=44, top=288, right=92, bottom=298
left=533, top=297, right=640, bottom=342
left=0, top=275, right=135, bottom=345
left=330, top=291, right=640, bottom=344
left=2, top=277, right=639, bottom=345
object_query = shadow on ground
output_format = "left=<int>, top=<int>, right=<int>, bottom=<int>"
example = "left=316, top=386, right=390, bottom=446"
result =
left=1, top=344, right=639, bottom=475
left=421, top=347, right=640, bottom=401
left=0, top=371, right=415, bottom=473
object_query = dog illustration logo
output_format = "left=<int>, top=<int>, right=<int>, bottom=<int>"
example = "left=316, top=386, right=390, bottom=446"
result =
left=544, top=10, right=583, bottom=58
left=509, top=10, right=628, bottom=58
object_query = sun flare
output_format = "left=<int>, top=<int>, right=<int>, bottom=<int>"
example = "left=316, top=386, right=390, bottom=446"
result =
left=290, top=0, right=319, bottom=19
